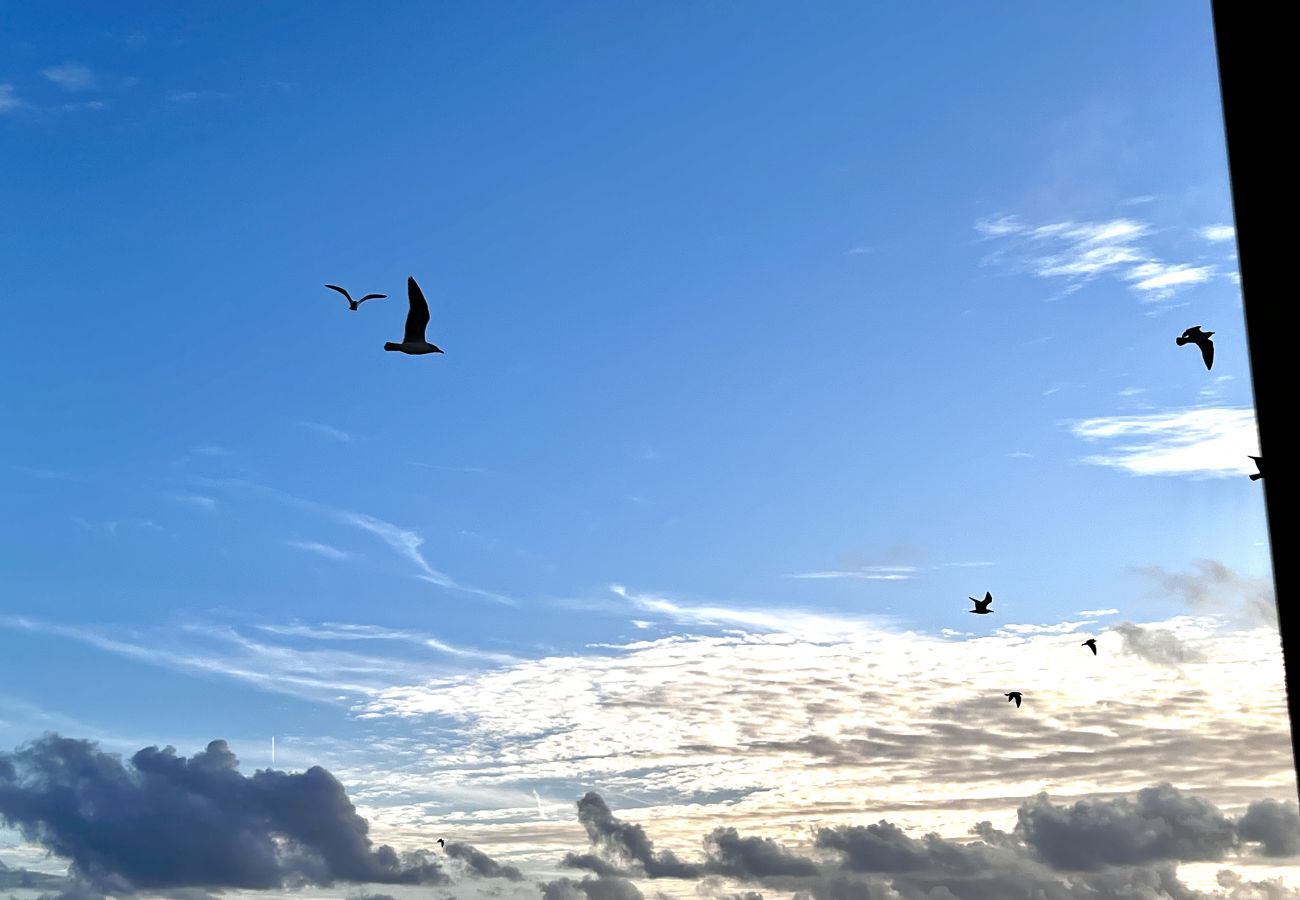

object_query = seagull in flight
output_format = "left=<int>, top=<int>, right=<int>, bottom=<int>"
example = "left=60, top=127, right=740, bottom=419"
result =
left=384, top=276, right=444, bottom=355
left=437, top=838, right=445, bottom=848
left=1005, top=691, right=1022, bottom=708
left=1082, top=639, right=1097, bottom=655
left=969, top=592, right=993, bottom=615
left=1250, top=456, right=1263, bottom=481
left=1176, top=326, right=1215, bottom=370
left=324, top=284, right=386, bottom=311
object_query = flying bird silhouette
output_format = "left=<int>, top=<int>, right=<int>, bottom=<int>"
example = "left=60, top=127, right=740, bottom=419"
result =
left=384, top=276, right=444, bottom=355
left=1176, top=326, right=1215, bottom=370
left=1082, top=639, right=1097, bottom=655
left=969, top=592, right=993, bottom=615
left=1005, top=691, right=1022, bottom=708
left=437, top=838, right=445, bottom=848
left=324, top=284, right=386, bottom=310
left=1250, top=456, right=1263, bottom=481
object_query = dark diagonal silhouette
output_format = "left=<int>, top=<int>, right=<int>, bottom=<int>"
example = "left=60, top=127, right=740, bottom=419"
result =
left=1082, top=638, right=1097, bottom=655
left=325, top=284, right=387, bottom=310
left=437, top=838, right=445, bottom=848
left=1005, top=691, right=1022, bottom=708
left=1176, top=326, right=1215, bottom=370
left=384, top=276, right=444, bottom=355
left=1250, top=455, right=1264, bottom=481
left=969, top=592, right=993, bottom=615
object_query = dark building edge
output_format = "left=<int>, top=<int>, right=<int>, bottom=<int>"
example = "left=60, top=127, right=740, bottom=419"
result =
left=1211, top=1, right=1299, bottom=797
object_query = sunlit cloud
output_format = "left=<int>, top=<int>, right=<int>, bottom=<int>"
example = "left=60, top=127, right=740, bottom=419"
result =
left=1070, top=406, right=1258, bottom=477
left=786, top=566, right=916, bottom=581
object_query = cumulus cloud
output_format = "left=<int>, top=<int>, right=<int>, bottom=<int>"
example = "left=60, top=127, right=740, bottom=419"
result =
left=552, top=787, right=1300, bottom=898
left=1070, top=407, right=1259, bottom=477
left=444, top=840, right=524, bottom=880
left=0, top=734, right=448, bottom=892
left=975, top=214, right=1215, bottom=302
left=1238, top=800, right=1300, bottom=858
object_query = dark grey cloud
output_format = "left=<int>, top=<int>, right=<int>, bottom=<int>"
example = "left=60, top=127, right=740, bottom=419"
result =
left=1015, top=782, right=1236, bottom=869
left=705, top=827, right=819, bottom=878
left=1137, top=559, right=1276, bottom=623
left=573, top=792, right=702, bottom=878
left=0, top=859, right=69, bottom=892
left=0, top=734, right=448, bottom=892
left=444, top=841, right=524, bottom=880
left=543, top=875, right=646, bottom=900
left=1112, top=621, right=1204, bottom=665
left=561, top=788, right=1300, bottom=900
left=1238, top=799, right=1300, bottom=857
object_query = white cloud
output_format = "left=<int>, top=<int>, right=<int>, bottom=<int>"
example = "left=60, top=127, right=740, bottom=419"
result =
left=1201, top=224, right=1237, bottom=242
left=1071, top=407, right=1259, bottom=477
left=786, top=566, right=916, bottom=581
left=0, top=84, right=24, bottom=112
left=349, top=602, right=1294, bottom=861
left=1077, top=608, right=1120, bottom=617
left=166, top=89, right=228, bottom=103
left=41, top=62, right=97, bottom=91
left=285, top=539, right=351, bottom=561
left=977, top=213, right=1214, bottom=302
left=1124, top=261, right=1215, bottom=299
left=297, top=420, right=352, bottom=442
left=168, top=492, right=216, bottom=510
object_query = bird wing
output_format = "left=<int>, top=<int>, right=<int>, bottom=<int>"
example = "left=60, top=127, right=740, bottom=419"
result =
left=325, top=284, right=353, bottom=303
left=1200, top=339, right=1214, bottom=370
left=1014, top=695, right=1021, bottom=707
left=404, top=277, right=431, bottom=343
left=357, top=293, right=387, bottom=304
left=984, top=592, right=992, bottom=603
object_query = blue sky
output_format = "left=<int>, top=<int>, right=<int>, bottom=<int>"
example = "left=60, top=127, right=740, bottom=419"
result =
left=1, top=4, right=1291, bottom=898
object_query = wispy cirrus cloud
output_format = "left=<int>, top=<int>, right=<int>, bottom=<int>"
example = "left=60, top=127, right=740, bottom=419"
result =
left=786, top=566, right=916, bottom=581
left=285, top=539, right=351, bottom=561
left=0, top=84, right=23, bottom=113
left=195, top=477, right=513, bottom=604
left=298, top=420, right=353, bottom=442
left=976, top=214, right=1214, bottom=302
left=1070, top=406, right=1258, bottom=477
left=41, top=62, right=97, bottom=91
left=168, top=492, right=217, bottom=511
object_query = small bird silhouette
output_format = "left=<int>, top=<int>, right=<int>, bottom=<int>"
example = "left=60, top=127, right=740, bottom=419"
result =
left=324, top=284, right=386, bottom=310
left=384, top=277, right=444, bottom=355
left=969, top=592, right=993, bottom=615
left=1249, top=456, right=1263, bottom=481
left=1005, top=691, right=1022, bottom=708
left=1082, top=639, right=1097, bottom=655
left=1176, top=326, right=1215, bottom=370
left=437, top=838, right=445, bottom=848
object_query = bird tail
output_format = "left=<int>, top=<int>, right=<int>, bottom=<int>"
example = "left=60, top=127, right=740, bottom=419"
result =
left=384, top=342, right=402, bottom=351
left=1250, top=473, right=1263, bottom=481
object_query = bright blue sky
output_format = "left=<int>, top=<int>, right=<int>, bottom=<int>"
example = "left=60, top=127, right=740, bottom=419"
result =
left=0, top=4, right=1286, bottom=894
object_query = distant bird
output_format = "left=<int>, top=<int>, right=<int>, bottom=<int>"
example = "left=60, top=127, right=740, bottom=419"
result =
left=1250, top=455, right=1263, bottom=481
left=1082, top=639, right=1097, bottom=655
left=1005, top=691, right=1022, bottom=708
left=384, top=276, right=444, bottom=355
left=969, top=592, right=993, bottom=615
left=437, top=838, right=445, bottom=847
left=324, top=284, right=387, bottom=310
left=1176, top=326, right=1215, bottom=370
